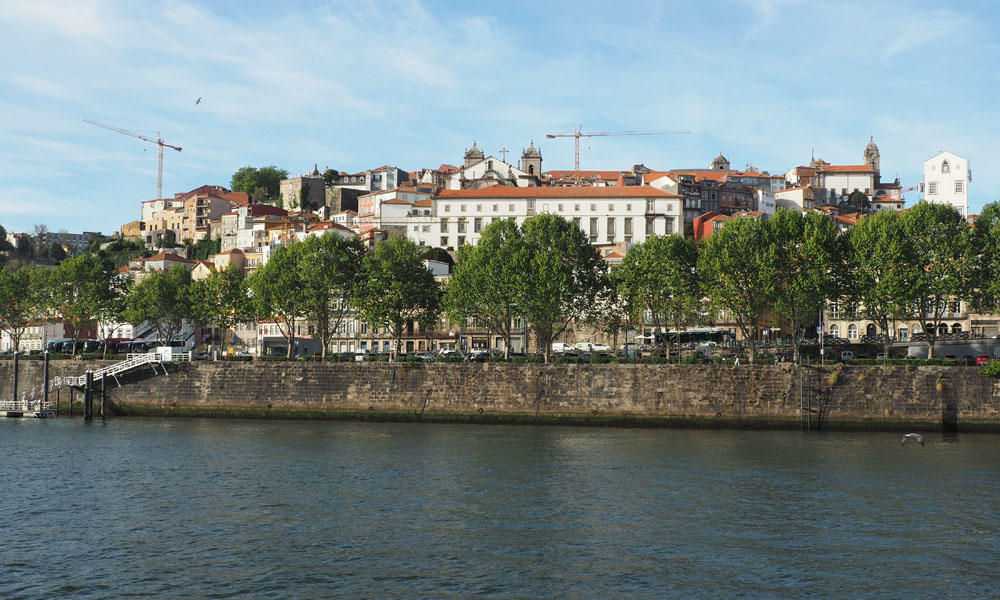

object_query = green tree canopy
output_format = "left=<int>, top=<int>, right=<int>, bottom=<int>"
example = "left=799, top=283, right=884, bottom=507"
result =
left=899, top=201, right=972, bottom=358
left=0, top=266, right=47, bottom=352
left=298, top=233, right=365, bottom=358
left=969, top=201, right=1000, bottom=312
left=353, top=235, right=441, bottom=358
left=191, top=264, right=252, bottom=350
left=768, top=209, right=841, bottom=362
left=248, top=242, right=307, bottom=358
left=49, top=254, right=117, bottom=354
left=517, top=214, right=608, bottom=362
left=125, top=265, right=195, bottom=344
left=697, top=216, right=776, bottom=363
left=615, top=234, right=700, bottom=361
left=445, top=219, right=526, bottom=359
left=322, top=168, right=339, bottom=185
left=844, top=209, right=913, bottom=361
left=230, top=165, right=289, bottom=205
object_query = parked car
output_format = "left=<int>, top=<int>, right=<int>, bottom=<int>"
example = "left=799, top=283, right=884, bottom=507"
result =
left=840, top=350, right=855, bottom=361
left=975, top=355, right=991, bottom=365
left=591, top=343, right=612, bottom=353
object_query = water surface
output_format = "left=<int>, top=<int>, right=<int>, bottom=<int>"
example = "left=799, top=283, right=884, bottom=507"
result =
left=1, top=419, right=996, bottom=598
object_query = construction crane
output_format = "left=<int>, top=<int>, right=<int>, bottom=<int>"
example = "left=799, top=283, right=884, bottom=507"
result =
left=83, top=118, right=182, bottom=199
left=545, top=127, right=690, bottom=177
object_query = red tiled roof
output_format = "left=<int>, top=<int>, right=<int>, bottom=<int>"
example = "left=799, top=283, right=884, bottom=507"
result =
left=543, top=170, right=624, bottom=180
left=145, top=252, right=194, bottom=263
left=818, top=164, right=872, bottom=173
left=248, top=204, right=288, bottom=217
left=216, top=248, right=245, bottom=255
left=667, top=170, right=729, bottom=183
left=437, top=185, right=680, bottom=199
left=412, top=198, right=432, bottom=207
left=381, top=198, right=412, bottom=205
left=223, top=192, right=250, bottom=206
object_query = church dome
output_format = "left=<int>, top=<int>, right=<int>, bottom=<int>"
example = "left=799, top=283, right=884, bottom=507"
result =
left=523, top=140, right=541, bottom=158
left=465, top=142, right=484, bottom=160
left=866, top=136, right=879, bottom=154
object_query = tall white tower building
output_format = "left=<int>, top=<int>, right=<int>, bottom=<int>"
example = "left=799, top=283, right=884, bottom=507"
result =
left=923, top=151, right=970, bottom=217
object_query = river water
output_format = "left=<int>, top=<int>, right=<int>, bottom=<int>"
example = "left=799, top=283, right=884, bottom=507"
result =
left=0, top=418, right=996, bottom=599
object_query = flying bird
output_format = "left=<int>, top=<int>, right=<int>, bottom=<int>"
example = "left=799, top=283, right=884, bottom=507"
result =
left=901, top=433, right=924, bottom=446
left=195, top=97, right=202, bottom=105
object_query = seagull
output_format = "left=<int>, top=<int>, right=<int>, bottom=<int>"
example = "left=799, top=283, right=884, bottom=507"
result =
left=901, top=433, right=924, bottom=446
left=195, top=97, right=202, bottom=105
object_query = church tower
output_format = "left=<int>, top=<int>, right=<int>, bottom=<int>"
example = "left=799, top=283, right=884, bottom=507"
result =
left=464, top=142, right=484, bottom=168
left=864, top=137, right=880, bottom=182
left=521, top=141, right=542, bottom=176
left=710, top=153, right=730, bottom=171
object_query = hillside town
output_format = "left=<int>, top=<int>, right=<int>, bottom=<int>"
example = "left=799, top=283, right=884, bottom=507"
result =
left=0, top=138, right=988, bottom=361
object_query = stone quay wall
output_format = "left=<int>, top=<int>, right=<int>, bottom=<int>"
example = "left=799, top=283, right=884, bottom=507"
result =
left=1, top=360, right=998, bottom=430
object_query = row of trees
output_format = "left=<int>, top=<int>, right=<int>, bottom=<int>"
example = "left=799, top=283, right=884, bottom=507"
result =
left=4, top=202, right=999, bottom=364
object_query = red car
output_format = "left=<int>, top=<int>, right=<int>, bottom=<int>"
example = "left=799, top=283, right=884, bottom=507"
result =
left=975, top=355, right=991, bottom=365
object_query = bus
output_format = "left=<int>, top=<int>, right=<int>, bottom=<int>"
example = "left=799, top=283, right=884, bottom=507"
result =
left=654, top=328, right=729, bottom=346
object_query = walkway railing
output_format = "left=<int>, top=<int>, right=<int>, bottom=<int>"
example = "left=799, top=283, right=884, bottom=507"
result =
left=0, top=399, right=54, bottom=413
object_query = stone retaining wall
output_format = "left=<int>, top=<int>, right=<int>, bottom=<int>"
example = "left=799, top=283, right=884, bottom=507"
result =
left=2, top=360, right=998, bottom=430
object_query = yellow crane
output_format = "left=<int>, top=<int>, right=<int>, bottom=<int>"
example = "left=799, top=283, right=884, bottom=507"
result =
left=84, top=118, right=182, bottom=199
left=546, top=127, right=690, bottom=179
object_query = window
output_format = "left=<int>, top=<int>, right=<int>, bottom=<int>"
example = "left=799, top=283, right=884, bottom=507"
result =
left=955, top=180, right=963, bottom=193
left=457, top=219, right=466, bottom=233
left=441, top=236, right=448, bottom=247
left=422, top=225, right=429, bottom=232
left=460, top=204, right=466, bottom=212
left=664, top=218, right=673, bottom=234
left=646, top=200, right=654, bottom=212
left=942, top=160, right=950, bottom=174
left=458, top=236, right=466, bottom=246
left=607, top=217, right=616, bottom=241
left=509, top=204, right=515, bottom=212
left=444, top=204, right=451, bottom=212
left=526, top=199, right=534, bottom=209
left=952, top=323, right=962, bottom=333
left=608, top=204, right=615, bottom=212
left=440, top=219, right=449, bottom=232
left=949, top=301, right=960, bottom=314
left=488, top=160, right=493, bottom=170
left=626, top=203, right=631, bottom=211
left=898, top=326, right=908, bottom=341
left=477, top=204, right=483, bottom=212
left=574, top=204, right=580, bottom=211
left=590, top=217, right=598, bottom=242
left=848, top=324, right=858, bottom=340
left=928, top=181, right=938, bottom=195
left=493, top=204, right=498, bottom=212
left=624, top=217, right=632, bottom=236
left=646, top=218, right=654, bottom=235
left=590, top=204, right=596, bottom=211
left=557, top=204, right=563, bottom=211
left=829, top=301, right=840, bottom=319
left=573, top=217, right=581, bottom=229
left=474, top=217, right=482, bottom=233
left=829, top=324, right=839, bottom=338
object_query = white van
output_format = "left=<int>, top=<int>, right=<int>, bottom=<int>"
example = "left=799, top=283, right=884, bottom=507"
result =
left=551, top=342, right=575, bottom=353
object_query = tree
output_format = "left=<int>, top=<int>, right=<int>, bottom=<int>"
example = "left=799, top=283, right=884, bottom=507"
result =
left=421, top=247, right=454, bottom=269
left=322, top=168, right=339, bottom=185
left=968, top=201, right=1000, bottom=312
left=49, top=254, right=116, bottom=354
left=0, top=266, right=46, bottom=352
left=697, top=217, right=776, bottom=364
left=615, top=235, right=700, bottom=362
left=94, top=269, right=131, bottom=358
left=230, top=165, right=289, bottom=205
left=899, top=202, right=971, bottom=359
left=517, top=214, right=608, bottom=363
left=125, top=266, right=195, bottom=344
left=768, top=209, right=841, bottom=363
left=299, top=233, right=365, bottom=358
left=353, top=235, right=441, bottom=359
left=445, top=219, right=526, bottom=359
left=848, top=190, right=870, bottom=212
left=844, top=210, right=914, bottom=362
left=191, top=265, right=252, bottom=351
left=248, top=243, right=307, bottom=358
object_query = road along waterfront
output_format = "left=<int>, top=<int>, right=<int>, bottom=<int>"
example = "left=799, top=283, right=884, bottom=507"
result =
left=1, top=418, right=996, bottom=598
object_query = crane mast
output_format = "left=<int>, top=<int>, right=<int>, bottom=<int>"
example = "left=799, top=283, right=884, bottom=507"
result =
left=546, top=127, right=690, bottom=179
left=83, top=118, right=182, bottom=200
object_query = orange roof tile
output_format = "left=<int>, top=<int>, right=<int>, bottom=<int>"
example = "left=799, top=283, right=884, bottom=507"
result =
left=145, top=252, right=194, bottom=263
left=437, top=185, right=680, bottom=199
left=412, top=198, right=432, bottom=207
left=818, top=164, right=872, bottom=173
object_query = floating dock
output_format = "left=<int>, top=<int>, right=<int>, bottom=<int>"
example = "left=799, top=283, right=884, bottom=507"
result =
left=0, top=399, right=55, bottom=418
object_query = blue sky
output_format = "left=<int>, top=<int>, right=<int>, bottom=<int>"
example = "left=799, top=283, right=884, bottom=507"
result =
left=1, top=0, right=998, bottom=234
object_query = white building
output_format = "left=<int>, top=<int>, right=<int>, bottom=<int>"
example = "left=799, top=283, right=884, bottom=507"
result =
left=408, top=185, right=684, bottom=250
left=923, top=151, right=970, bottom=217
